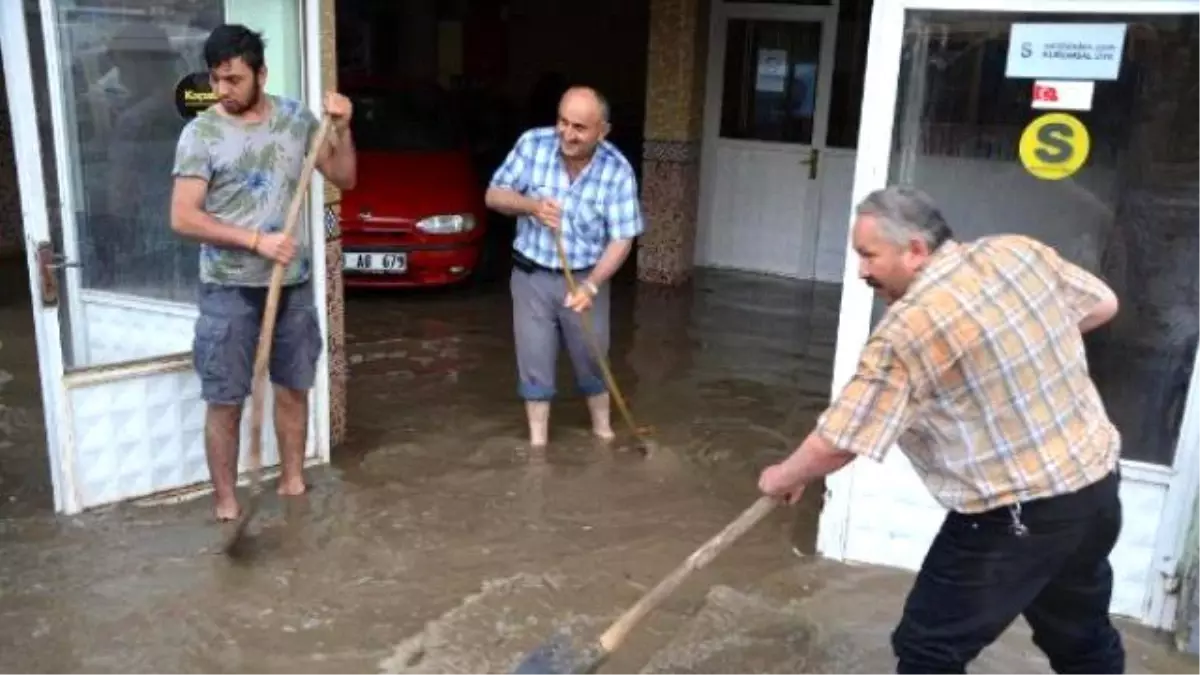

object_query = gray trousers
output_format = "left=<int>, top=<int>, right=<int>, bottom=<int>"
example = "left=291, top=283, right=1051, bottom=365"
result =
left=511, top=266, right=610, bottom=401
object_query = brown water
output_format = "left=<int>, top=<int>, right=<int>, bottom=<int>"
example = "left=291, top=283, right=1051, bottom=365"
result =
left=0, top=260, right=1193, bottom=673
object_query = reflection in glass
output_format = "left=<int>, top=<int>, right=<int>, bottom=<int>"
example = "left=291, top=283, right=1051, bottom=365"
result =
left=887, top=10, right=1198, bottom=466
left=28, top=1, right=227, bottom=370
left=720, top=19, right=824, bottom=144
left=58, top=3, right=219, bottom=303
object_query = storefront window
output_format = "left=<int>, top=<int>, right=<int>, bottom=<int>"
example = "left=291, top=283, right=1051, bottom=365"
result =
left=31, top=0, right=305, bottom=369
left=887, top=10, right=1198, bottom=467
left=62, top=3, right=217, bottom=302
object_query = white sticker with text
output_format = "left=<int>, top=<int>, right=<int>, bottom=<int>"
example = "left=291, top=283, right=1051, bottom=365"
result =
left=1031, top=80, right=1095, bottom=111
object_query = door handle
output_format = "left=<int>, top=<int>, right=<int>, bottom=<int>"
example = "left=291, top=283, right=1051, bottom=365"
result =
left=34, top=241, right=60, bottom=308
left=800, top=148, right=820, bottom=180
left=47, top=254, right=80, bottom=269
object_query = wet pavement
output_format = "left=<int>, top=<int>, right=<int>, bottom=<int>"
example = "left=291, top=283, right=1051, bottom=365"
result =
left=1, top=259, right=1195, bottom=673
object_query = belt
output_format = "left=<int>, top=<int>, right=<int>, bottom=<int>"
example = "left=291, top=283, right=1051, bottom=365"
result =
left=512, top=250, right=593, bottom=276
left=952, top=469, right=1119, bottom=538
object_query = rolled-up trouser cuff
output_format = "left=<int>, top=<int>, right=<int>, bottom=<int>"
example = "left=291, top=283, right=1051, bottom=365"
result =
left=576, top=377, right=607, bottom=397
left=518, top=381, right=556, bottom=401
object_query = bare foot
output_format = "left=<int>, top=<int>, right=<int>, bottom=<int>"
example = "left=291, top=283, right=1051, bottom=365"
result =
left=585, top=394, right=613, bottom=444
left=214, top=499, right=241, bottom=522
left=526, top=401, right=550, bottom=449
left=277, top=476, right=307, bottom=497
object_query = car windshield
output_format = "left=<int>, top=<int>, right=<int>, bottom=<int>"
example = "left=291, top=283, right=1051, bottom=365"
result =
left=349, top=88, right=464, bottom=152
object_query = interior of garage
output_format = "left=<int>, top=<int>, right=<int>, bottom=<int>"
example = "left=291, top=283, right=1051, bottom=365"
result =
left=334, top=0, right=651, bottom=284
left=326, top=0, right=883, bottom=556
left=328, top=0, right=1200, bottom=574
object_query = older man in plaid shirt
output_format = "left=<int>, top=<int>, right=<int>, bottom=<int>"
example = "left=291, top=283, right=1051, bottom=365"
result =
left=760, top=186, right=1125, bottom=673
left=485, top=86, right=643, bottom=447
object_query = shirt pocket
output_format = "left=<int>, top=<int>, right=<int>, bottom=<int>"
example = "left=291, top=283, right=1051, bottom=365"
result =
left=569, top=198, right=607, bottom=240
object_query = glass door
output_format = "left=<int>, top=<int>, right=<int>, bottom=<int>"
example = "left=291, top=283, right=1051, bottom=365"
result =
left=822, top=0, right=1199, bottom=631
left=697, top=1, right=839, bottom=279
left=1, top=0, right=329, bottom=514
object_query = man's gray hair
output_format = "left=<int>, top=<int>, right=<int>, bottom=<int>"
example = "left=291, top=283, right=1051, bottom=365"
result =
left=855, top=185, right=953, bottom=250
left=594, top=90, right=611, bottom=124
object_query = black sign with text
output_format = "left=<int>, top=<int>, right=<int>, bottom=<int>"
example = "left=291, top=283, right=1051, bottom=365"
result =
left=174, top=72, right=216, bottom=119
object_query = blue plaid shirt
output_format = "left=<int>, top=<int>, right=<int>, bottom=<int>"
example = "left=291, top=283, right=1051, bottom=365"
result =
left=489, top=127, right=644, bottom=270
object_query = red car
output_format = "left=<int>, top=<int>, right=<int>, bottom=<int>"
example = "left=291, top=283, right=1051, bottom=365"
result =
left=339, top=85, right=489, bottom=288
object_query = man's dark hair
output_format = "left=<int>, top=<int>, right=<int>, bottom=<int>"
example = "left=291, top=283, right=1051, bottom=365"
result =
left=204, top=24, right=266, bottom=72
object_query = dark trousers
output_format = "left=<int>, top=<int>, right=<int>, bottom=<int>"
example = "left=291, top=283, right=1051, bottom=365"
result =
left=893, top=471, right=1125, bottom=674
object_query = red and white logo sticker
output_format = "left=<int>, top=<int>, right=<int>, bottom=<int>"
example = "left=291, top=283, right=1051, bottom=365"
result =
left=1031, top=80, right=1095, bottom=111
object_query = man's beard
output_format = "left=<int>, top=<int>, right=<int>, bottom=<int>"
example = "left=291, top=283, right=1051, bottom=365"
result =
left=221, top=80, right=262, bottom=115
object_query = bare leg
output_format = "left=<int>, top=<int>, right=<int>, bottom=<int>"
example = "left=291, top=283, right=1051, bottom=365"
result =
left=274, top=385, right=309, bottom=496
left=557, top=277, right=612, bottom=441
left=526, top=400, right=551, bottom=448
left=586, top=393, right=615, bottom=441
left=205, top=403, right=243, bottom=521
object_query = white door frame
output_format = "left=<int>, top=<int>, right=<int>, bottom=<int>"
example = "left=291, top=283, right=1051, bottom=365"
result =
left=1, top=0, right=332, bottom=514
left=819, top=0, right=1200, bottom=630
left=1, top=0, right=70, bottom=509
left=696, top=1, right=841, bottom=276
left=302, top=0, right=334, bottom=467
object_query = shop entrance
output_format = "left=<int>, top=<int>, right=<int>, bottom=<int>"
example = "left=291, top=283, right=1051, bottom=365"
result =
left=821, top=0, right=1199, bottom=634
left=0, top=0, right=331, bottom=514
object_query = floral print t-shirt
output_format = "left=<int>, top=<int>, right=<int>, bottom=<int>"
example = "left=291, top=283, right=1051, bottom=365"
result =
left=171, top=95, right=319, bottom=287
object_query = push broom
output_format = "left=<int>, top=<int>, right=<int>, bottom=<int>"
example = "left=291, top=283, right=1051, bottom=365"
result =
left=511, top=495, right=780, bottom=673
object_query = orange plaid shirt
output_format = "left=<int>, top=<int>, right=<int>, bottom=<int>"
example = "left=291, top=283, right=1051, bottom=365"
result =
left=816, top=235, right=1120, bottom=513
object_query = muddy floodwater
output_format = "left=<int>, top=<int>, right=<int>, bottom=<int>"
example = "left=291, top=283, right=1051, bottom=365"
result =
left=0, top=260, right=1194, bottom=673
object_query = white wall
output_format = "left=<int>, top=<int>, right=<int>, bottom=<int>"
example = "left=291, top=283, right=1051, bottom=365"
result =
left=813, top=150, right=857, bottom=282
left=226, top=0, right=303, bottom=100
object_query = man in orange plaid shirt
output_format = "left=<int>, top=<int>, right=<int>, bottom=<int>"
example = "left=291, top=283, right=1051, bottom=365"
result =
left=759, top=186, right=1124, bottom=673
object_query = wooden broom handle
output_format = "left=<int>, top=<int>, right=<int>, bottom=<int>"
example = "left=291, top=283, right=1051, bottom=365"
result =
left=597, top=496, right=779, bottom=652
left=247, top=116, right=334, bottom=470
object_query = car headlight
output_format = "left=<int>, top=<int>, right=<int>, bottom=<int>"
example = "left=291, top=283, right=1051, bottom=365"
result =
left=416, top=214, right=476, bottom=234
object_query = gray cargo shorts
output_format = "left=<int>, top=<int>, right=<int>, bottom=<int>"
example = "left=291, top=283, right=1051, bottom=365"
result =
left=192, top=281, right=323, bottom=405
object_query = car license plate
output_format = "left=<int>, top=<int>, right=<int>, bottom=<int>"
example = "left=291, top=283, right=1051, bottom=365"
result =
left=344, top=251, right=407, bottom=274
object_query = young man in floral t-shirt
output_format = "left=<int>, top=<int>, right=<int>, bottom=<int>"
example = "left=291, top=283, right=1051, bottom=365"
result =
left=170, top=24, right=357, bottom=521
